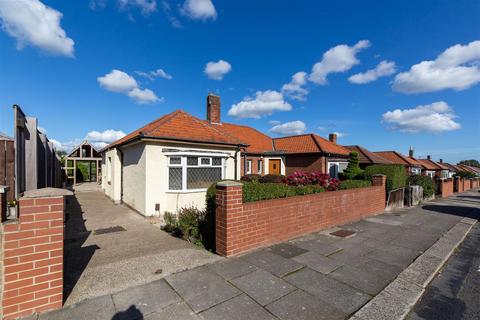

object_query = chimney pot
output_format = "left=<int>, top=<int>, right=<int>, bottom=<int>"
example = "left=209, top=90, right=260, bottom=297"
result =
left=440, top=159, right=443, bottom=163
left=207, top=94, right=221, bottom=124
left=409, top=146, right=414, bottom=157
left=427, top=155, right=431, bottom=160
left=328, top=133, right=337, bottom=144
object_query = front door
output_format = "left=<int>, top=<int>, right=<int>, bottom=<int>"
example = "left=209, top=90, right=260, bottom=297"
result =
left=269, top=159, right=281, bottom=175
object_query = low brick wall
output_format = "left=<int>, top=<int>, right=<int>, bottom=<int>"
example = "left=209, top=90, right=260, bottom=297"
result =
left=471, top=178, right=480, bottom=189
left=438, top=178, right=454, bottom=198
left=454, top=178, right=464, bottom=193
left=1, top=188, right=71, bottom=319
left=216, top=175, right=387, bottom=257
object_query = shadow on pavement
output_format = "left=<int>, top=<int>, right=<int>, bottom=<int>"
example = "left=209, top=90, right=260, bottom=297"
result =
left=111, top=305, right=143, bottom=320
left=63, top=195, right=100, bottom=303
left=422, top=204, right=480, bottom=220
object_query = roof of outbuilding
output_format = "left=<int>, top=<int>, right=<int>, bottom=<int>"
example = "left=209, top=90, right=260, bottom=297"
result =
left=107, top=110, right=246, bottom=149
left=344, top=146, right=393, bottom=165
left=220, top=122, right=274, bottom=153
left=273, top=134, right=349, bottom=155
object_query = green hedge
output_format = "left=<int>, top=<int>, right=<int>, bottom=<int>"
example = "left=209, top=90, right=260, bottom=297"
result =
left=408, top=175, right=436, bottom=198
left=363, top=164, right=407, bottom=192
left=243, top=182, right=324, bottom=202
left=259, top=174, right=285, bottom=184
left=339, top=179, right=372, bottom=190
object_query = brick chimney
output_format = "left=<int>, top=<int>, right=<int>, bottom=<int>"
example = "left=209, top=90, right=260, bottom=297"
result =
left=427, top=155, right=431, bottom=160
left=207, top=93, right=221, bottom=124
left=439, top=159, right=443, bottom=163
left=328, top=133, right=337, bottom=144
left=409, top=146, right=414, bottom=157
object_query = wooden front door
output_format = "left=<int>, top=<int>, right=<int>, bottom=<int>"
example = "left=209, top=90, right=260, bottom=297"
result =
left=269, top=159, right=281, bottom=175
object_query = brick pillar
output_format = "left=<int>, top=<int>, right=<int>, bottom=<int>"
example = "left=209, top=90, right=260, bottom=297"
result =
left=371, top=174, right=387, bottom=207
left=1, top=188, right=72, bottom=319
left=215, top=181, right=243, bottom=257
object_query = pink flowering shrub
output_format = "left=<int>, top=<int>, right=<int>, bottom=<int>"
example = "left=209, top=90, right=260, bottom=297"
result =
left=285, top=171, right=339, bottom=191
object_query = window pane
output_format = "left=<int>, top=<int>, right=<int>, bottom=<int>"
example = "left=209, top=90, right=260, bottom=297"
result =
left=187, top=157, right=198, bottom=166
left=169, top=157, right=181, bottom=165
left=212, top=157, right=222, bottom=166
left=187, top=167, right=221, bottom=189
left=200, top=157, right=211, bottom=165
left=169, top=167, right=183, bottom=190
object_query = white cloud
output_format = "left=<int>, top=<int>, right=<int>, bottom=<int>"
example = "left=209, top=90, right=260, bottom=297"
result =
left=392, top=40, right=480, bottom=93
left=0, top=0, right=74, bottom=57
left=85, top=129, right=126, bottom=143
left=348, top=60, right=397, bottom=84
left=382, top=101, right=461, bottom=133
left=98, top=69, right=138, bottom=93
left=282, top=71, right=309, bottom=101
left=269, top=121, right=306, bottom=136
left=97, top=69, right=162, bottom=104
left=50, top=139, right=79, bottom=153
left=128, top=87, right=162, bottom=104
left=228, top=90, right=292, bottom=119
left=204, top=60, right=232, bottom=80
left=180, top=0, right=216, bottom=21
left=136, top=68, right=172, bottom=80
left=117, top=0, right=157, bottom=15
left=268, top=120, right=281, bottom=126
left=309, top=40, right=370, bottom=85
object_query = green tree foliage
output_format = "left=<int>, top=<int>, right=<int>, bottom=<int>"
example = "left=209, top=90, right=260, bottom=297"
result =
left=363, top=164, right=407, bottom=192
left=408, top=175, right=436, bottom=198
left=458, top=160, right=480, bottom=168
left=455, top=171, right=476, bottom=179
left=340, top=151, right=364, bottom=180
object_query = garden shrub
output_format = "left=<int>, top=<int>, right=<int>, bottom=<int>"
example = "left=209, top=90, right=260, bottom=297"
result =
left=454, top=171, right=476, bottom=179
left=340, top=151, right=364, bottom=180
left=339, top=179, right=372, bottom=190
left=177, top=207, right=203, bottom=245
left=259, top=174, right=285, bottom=184
left=363, top=164, right=407, bottom=192
left=285, top=171, right=339, bottom=191
left=408, top=175, right=436, bottom=198
left=243, top=182, right=295, bottom=202
left=240, top=174, right=261, bottom=182
left=293, top=185, right=326, bottom=195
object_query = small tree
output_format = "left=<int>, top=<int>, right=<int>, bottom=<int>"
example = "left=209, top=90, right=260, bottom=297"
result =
left=341, top=151, right=363, bottom=180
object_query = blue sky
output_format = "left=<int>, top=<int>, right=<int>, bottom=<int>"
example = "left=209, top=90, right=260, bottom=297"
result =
left=0, top=0, right=479, bottom=162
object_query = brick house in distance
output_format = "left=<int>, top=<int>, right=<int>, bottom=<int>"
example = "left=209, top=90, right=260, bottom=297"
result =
left=373, top=150, right=424, bottom=175
left=416, top=156, right=445, bottom=178
left=344, top=145, right=392, bottom=169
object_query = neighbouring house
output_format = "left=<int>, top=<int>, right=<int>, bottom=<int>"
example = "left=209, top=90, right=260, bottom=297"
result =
left=101, top=94, right=248, bottom=216
left=416, top=156, right=443, bottom=178
left=272, top=133, right=350, bottom=178
left=344, top=145, right=392, bottom=169
left=436, top=159, right=455, bottom=178
left=442, top=162, right=460, bottom=177
left=457, top=164, right=480, bottom=176
left=373, top=150, right=424, bottom=175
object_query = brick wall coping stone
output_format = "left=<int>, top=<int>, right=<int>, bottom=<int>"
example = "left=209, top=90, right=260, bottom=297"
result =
left=0, top=186, right=9, bottom=194
left=21, top=187, right=73, bottom=198
left=217, top=181, right=243, bottom=188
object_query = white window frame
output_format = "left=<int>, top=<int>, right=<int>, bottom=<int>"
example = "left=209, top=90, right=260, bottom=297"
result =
left=257, top=160, right=263, bottom=174
left=426, top=170, right=435, bottom=178
left=166, top=153, right=226, bottom=193
left=246, top=160, right=252, bottom=174
left=410, top=167, right=421, bottom=175
left=107, top=156, right=112, bottom=183
left=327, top=161, right=348, bottom=179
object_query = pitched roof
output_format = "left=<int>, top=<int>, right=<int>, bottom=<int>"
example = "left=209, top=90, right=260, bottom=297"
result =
left=273, top=134, right=349, bottom=155
left=220, top=122, right=273, bottom=153
left=0, top=132, right=13, bottom=140
left=457, top=164, right=480, bottom=174
left=372, top=151, right=422, bottom=167
left=442, top=163, right=459, bottom=172
left=107, top=110, right=246, bottom=149
left=435, top=161, right=450, bottom=170
left=344, top=146, right=393, bottom=165
left=416, top=158, right=442, bottom=170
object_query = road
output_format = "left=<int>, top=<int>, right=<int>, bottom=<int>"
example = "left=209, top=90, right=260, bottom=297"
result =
left=408, top=223, right=480, bottom=320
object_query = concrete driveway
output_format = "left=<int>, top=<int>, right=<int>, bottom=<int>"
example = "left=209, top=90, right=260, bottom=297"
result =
left=64, top=184, right=220, bottom=305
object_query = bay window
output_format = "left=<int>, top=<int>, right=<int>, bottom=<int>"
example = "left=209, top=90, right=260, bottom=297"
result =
left=168, top=155, right=224, bottom=191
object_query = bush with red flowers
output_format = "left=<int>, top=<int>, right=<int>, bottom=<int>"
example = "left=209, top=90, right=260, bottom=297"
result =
left=285, top=171, right=340, bottom=191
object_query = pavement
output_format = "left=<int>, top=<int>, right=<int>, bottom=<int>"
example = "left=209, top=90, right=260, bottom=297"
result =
left=407, top=222, right=480, bottom=320
left=63, top=186, right=220, bottom=305
left=31, top=189, right=480, bottom=320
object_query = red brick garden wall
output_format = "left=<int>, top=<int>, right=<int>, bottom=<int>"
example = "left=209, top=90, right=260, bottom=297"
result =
left=439, top=178, right=454, bottom=198
left=1, top=191, right=69, bottom=319
left=216, top=175, right=387, bottom=257
left=454, top=178, right=464, bottom=193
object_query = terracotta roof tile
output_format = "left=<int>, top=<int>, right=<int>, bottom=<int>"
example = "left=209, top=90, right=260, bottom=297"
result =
left=416, top=158, right=442, bottom=170
left=107, top=110, right=245, bottom=149
left=344, top=146, right=393, bottom=165
left=220, top=123, right=274, bottom=153
left=273, top=134, right=349, bottom=155
left=373, top=151, right=410, bottom=165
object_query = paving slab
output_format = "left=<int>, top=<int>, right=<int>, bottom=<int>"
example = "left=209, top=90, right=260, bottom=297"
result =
left=230, top=269, right=296, bottom=306
left=39, top=294, right=116, bottom=320
left=285, top=268, right=370, bottom=315
left=367, top=244, right=419, bottom=267
left=143, top=302, right=200, bottom=320
left=241, top=250, right=304, bottom=277
left=207, top=258, right=258, bottom=280
left=111, top=279, right=180, bottom=319
left=266, top=290, right=346, bottom=320
left=200, top=294, right=277, bottom=320
left=353, top=257, right=403, bottom=282
left=291, top=240, right=342, bottom=256
left=292, top=251, right=343, bottom=274
left=165, top=266, right=240, bottom=313
left=329, top=264, right=391, bottom=295
left=267, top=243, right=308, bottom=258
